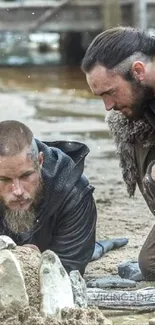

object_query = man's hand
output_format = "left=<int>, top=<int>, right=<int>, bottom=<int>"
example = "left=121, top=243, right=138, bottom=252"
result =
left=143, top=160, right=155, bottom=204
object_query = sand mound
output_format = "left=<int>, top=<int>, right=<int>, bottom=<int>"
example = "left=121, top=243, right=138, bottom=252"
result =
left=0, top=306, right=111, bottom=325
left=0, top=246, right=111, bottom=325
left=12, top=246, right=41, bottom=310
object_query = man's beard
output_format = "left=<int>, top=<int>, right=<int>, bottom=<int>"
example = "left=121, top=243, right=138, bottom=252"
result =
left=4, top=208, right=36, bottom=234
left=124, top=78, right=154, bottom=120
left=0, top=177, right=44, bottom=234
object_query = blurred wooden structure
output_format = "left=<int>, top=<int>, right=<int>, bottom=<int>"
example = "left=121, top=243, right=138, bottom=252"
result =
left=0, top=0, right=154, bottom=65
left=0, top=0, right=153, bottom=32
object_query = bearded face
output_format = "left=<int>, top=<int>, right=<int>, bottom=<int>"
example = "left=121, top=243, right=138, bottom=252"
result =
left=86, top=64, right=155, bottom=120
left=0, top=148, right=44, bottom=234
left=118, top=76, right=155, bottom=120
left=0, top=175, right=44, bottom=234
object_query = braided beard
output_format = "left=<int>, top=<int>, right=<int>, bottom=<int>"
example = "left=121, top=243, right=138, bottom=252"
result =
left=106, top=110, right=155, bottom=197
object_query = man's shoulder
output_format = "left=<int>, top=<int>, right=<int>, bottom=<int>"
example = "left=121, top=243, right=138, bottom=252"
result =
left=36, top=139, right=90, bottom=163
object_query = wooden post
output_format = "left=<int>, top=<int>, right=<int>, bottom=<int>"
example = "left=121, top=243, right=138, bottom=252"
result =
left=103, top=0, right=122, bottom=30
left=133, top=0, right=147, bottom=29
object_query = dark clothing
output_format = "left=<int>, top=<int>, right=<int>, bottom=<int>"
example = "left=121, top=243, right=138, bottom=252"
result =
left=135, top=107, right=155, bottom=215
left=108, top=102, right=155, bottom=280
left=125, top=103, right=155, bottom=280
left=134, top=106, right=155, bottom=279
left=0, top=140, right=97, bottom=275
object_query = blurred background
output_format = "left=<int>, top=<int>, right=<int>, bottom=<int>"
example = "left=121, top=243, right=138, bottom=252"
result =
left=0, top=0, right=153, bottom=186
left=0, top=0, right=153, bottom=66
left=0, top=3, right=154, bottom=285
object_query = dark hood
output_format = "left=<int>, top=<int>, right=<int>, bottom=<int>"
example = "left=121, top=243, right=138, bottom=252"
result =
left=1, top=140, right=90, bottom=243
left=36, top=139, right=89, bottom=217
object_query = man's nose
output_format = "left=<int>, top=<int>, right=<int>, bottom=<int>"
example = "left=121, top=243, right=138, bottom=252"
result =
left=103, top=97, right=115, bottom=111
left=12, top=179, right=24, bottom=196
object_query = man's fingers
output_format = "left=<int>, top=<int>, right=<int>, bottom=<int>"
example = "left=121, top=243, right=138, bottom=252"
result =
left=151, top=164, right=155, bottom=181
left=145, top=160, right=155, bottom=182
left=143, top=161, right=155, bottom=203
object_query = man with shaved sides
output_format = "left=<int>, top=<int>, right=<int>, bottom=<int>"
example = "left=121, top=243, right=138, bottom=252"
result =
left=0, top=120, right=97, bottom=275
left=82, top=26, right=155, bottom=280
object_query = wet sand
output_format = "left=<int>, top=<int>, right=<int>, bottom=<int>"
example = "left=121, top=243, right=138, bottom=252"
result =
left=0, top=67, right=154, bottom=324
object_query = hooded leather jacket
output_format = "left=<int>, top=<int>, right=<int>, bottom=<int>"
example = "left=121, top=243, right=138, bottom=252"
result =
left=0, top=140, right=97, bottom=275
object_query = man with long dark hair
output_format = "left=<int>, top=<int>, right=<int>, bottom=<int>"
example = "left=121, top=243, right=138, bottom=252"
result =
left=82, top=26, right=155, bottom=280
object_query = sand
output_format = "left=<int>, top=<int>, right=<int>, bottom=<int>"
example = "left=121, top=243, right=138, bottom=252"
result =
left=0, top=134, right=153, bottom=325
left=0, top=246, right=112, bottom=325
left=0, top=306, right=112, bottom=325
left=84, top=145, right=154, bottom=280
left=12, top=246, right=41, bottom=310
left=0, top=78, right=152, bottom=283
left=0, top=85, right=154, bottom=324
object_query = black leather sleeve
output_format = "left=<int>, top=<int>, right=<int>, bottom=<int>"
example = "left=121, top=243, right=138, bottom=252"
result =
left=50, top=181, right=97, bottom=275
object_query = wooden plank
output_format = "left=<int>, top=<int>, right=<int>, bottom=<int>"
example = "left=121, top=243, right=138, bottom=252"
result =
left=87, top=287, right=155, bottom=311
left=0, top=0, right=155, bottom=8
left=0, top=0, right=104, bottom=9
left=121, top=0, right=155, bottom=3
left=27, top=0, right=73, bottom=32
left=41, top=21, right=102, bottom=32
left=0, top=4, right=102, bottom=32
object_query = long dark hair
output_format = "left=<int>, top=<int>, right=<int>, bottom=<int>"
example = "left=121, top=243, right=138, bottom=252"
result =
left=81, top=26, right=155, bottom=72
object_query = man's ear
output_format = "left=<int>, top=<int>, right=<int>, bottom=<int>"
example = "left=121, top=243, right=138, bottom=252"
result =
left=38, top=151, right=44, bottom=167
left=131, top=61, right=146, bottom=82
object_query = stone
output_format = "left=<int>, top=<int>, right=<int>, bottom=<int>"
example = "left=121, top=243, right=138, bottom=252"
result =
left=118, top=260, right=145, bottom=281
left=0, top=235, right=16, bottom=250
left=0, top=249, right=29, bottom=310
left=39, top=250, right=74, bottom=318
left=149, top=318, right=155, bottom=325
left=87, top=275, right=136, bottom=289
left=70, top=270, right=88, bottom=307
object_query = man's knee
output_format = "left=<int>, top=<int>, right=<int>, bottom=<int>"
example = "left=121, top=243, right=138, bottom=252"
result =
left=138, top=248, right=155, bottom=280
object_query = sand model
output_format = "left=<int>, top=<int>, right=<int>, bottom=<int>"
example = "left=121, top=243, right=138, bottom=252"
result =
left=0, top=235, right=112, bottom=325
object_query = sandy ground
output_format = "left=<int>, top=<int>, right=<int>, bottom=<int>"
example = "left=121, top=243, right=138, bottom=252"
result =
left=0, top=85, right=154, bottom=324
left=85, top=147, right=154, bottom=279
left=0, top=88, right=152, bottom=280
left=0, top=89, right=154, bottom=275
left=0, top=247, right=112, bottom=325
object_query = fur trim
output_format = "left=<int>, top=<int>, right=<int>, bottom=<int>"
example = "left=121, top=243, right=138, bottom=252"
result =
left=106, top=111, right=155, bottom=197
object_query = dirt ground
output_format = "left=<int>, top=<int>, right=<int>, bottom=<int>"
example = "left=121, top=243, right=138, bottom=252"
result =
left=0, top=247, right=112, bottom=325
left=0, top=83, right=154, bottom=324
left=0, top=87, right=152, bottom=281
left=3, top=163, right=154, bottom=325
left=0, top=180, right=153, bottom=324
left=85, top=146, right=154, bottom=279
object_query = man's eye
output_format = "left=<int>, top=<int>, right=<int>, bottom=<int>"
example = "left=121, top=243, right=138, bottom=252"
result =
left=21, top=173, right=33, bottom=179
left=110, top=90, right=116, bottom=96
left=0, top=178, right=10, bottom=182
